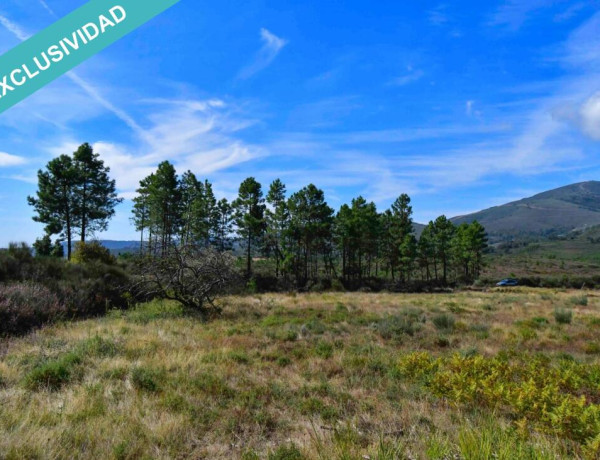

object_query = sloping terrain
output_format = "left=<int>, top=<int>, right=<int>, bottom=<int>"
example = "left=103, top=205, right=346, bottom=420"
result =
left=452, top=181, right=600, bottom=241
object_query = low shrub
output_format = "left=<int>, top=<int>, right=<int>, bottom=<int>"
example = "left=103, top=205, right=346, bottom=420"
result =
left=432, top=313, right=456, bottom=331
left=24, top=352, right=82, bottom=391
left=568, top=295, right=588, bottom=307
left=268, top=443, right=304, bottom=460
left=396, top=351, right=600, bottom=448
left=554, top=308, right=573, bottom=325
left=131, top=367, right=163, bottom=393
left=0, top=283, right=66, bottom=336
left=376, top=309, right=424, bottom=341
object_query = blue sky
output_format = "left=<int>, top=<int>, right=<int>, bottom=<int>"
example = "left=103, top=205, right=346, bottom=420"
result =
left=1, top=0, right=600, bottom=245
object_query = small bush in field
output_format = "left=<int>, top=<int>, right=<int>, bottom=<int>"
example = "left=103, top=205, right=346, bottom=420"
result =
left=268, top=443, right=303, bottom=460
left=432, top=313, right=455, bottom=331
left=131, top=367, right=163, bottom=392
left=568, top=295, right=588, bottom=307
left=24, top=352, right=82, bottom=390
left=376, top=311, right=422, bottom=341
left=0, top=283, right=66, bottom=335
left=554, top=308, right=573, bottom=325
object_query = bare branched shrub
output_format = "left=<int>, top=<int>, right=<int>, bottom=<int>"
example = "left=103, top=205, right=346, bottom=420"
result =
left=131, top=245, right=238, bottom=319
left=0, top=283, right=66, bottom=335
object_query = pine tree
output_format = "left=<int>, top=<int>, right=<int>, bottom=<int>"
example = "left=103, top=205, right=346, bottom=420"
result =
left=432, top=215, right=455, bottom=284
left=132, top=175, right=153, bottom=255
left=287, top=184, right=333, bottom=284
left=233, top=177, right=266, bottom=277
left=148, top=162, right=181, bottom=255
left=179, top=171, right=202, bottom=246
left=73, top=143, right=122, bottom=242
left=212, top=198, right=234, bottom=251
left=265, top=179, right=289, bottom=278
left=28, top=155, right=78, bottom=260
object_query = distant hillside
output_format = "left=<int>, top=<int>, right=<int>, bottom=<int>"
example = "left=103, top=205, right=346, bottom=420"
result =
left=452, top=181, right=600, bottom=241
left=62, top=240, right=140, bottom=255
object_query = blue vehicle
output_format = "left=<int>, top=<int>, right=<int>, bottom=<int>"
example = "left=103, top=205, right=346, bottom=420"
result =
left=496, top=278, right=519, bottom=287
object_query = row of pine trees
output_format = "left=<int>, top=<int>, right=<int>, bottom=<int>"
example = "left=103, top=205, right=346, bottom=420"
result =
left=131, top=161, right=488, bottom=286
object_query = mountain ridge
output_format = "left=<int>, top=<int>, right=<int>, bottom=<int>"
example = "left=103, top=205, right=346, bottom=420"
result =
left=451, top=181, right=600, bottom=241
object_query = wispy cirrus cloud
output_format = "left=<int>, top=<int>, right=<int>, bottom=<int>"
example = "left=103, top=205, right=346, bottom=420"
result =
left=389, top=66, right=424, bottom=87
left=428, top=4, right=450, bottom=25
left=38, top=0, right=56, bottom=17
left=489, top=0, right=565, bottom=30
left=238, top=28, right=288, bottom=80
left=0, top=13, right=30, bottom=40
left=0, top=11, right=149, bottom=142
left=0, top=152, right=26, bottom=167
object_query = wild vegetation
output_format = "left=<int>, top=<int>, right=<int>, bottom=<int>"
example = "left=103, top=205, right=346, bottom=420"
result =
left=4, top=144, right=600, bottom=460
left=130, top=161, right=488, bottom=289
left=0, top=289, right=599, bottom=459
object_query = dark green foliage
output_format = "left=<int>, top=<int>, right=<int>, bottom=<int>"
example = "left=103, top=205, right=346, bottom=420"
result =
left=233, top=177, right=266, bottom=277
left=28, top=144, right=122, bottom=260
left=131, top=367, right=163, bottom=392
left=432, top=313, right=456, bottom=331
left=71, top=241, right=116, bottom=265
left=129, top=161, right=490, bottom=291
left=554, top=308, right=573, bottom=325
left=24, top=352, right=82, bottom=390
left=268, top=443, right=304, bottom=460
left=0, top=250, right=129, bottom=336
left=314, top=341, right=334, bottom=359
left=376, top=310, right=424, bottom=340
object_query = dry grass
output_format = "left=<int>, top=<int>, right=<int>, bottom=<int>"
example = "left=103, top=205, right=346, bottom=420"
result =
left=0, top=289, right=599, bottom=459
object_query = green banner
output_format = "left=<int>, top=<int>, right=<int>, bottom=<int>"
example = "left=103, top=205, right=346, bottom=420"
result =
left=0, top=0, right=181, bottom=113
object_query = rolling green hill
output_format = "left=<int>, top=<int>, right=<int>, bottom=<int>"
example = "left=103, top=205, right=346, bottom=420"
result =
left=452, top=181, right=600, bottom=241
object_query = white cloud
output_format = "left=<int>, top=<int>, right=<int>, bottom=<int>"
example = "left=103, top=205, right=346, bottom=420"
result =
left=389, top=67, right=424, bottom=87
left=40, top=98, right=266, bottom=197
left=579, top=92, right=600, bottom=140
left=428, top=5, right=449, bottom=26
left=38, top=0, right=56, bottom=16
left=0, top=13, right=30, bottom=40
left=489, top=0, right=560, bottom=30
left=0, top=152, right=26, bottom=167
left=466, top=100, right=474, bottom=116
left=238, top=28, right=288, bottom=79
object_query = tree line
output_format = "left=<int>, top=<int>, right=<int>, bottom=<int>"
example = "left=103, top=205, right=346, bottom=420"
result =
left=130, top=161, right=488, bottom=287
left=28, top=147, right=488, bottom=286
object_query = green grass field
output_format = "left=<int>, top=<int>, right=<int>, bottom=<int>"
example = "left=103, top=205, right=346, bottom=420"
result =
left=1, top=289, right=600, bottom=459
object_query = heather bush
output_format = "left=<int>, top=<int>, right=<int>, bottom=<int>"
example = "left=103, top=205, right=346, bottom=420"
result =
left=0, top=249, right=129, bottom=336
left=0, top=283, right=66, bottom=335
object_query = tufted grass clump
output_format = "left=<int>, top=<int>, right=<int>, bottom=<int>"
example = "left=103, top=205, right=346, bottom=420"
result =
left=376, top=310, right=423, bottom=341
left=568, top=295, right=588, bottom=307
left=554, top=308, right=573, bottom=325
left=432, top=313, right=455, bottom=331
left=131, top=366, right=164, bottom=393
left=23, top=352, right=82, bottom=391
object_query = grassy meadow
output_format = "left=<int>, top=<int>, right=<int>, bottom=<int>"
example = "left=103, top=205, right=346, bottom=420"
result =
left=1, top=289, right=600, bottom=459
